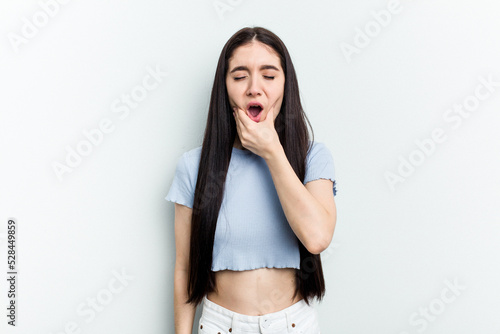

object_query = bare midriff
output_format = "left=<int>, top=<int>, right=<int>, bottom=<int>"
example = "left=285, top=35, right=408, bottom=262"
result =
left=206, top=267, right=303, bottom=316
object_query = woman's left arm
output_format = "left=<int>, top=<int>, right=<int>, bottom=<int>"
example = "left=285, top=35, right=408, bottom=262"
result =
left=264, top=145, right=337, bottom=255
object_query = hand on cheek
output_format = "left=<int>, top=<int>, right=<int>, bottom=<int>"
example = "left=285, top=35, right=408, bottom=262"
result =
left=232, top=100, right=281, bottom=158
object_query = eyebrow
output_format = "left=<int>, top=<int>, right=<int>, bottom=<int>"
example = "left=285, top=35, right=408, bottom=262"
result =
left=229, top=65, right=280, bottom=73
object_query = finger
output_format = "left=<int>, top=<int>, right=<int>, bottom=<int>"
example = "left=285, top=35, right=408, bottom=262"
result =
left=232, top=107, right=242, bottom=136
left=234, top=106, right=248, bottom=128
left=233, top=106, right=241, bottom=123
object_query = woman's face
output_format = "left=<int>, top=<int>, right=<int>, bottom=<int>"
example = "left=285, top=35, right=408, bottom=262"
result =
left=226, top=41, right=285, bottom=123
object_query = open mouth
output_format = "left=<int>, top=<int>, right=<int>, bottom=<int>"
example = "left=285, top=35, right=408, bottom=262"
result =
left=248, top=105, right=263, bottom=117
left=246, top=102, right=264, bottom=121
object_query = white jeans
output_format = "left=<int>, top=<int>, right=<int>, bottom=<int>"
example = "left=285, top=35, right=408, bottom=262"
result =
left=198, top=295, right=321, bottom=334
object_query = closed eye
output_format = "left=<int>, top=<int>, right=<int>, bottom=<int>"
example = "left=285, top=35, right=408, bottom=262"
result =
left=233, top=76, right=275, bottom=81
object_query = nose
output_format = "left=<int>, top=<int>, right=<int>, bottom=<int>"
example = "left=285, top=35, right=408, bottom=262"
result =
left=246, top=76, right=262, bottom=96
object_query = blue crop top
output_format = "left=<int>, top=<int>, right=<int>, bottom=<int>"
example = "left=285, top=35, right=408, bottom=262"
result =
left=165, top=140, right=337, bottom=272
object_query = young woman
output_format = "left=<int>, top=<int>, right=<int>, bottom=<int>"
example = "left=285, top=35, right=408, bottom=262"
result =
left=166, top=26, right=337, bottom=334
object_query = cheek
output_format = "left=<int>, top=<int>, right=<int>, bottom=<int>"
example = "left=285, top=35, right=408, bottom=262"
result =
left=271, top=82, right=285, bottom=99
left=227, top=88, right=245, bottom=107
left=226, top=87, right=236, bottom=103
left=272, top=92, right=284, bottom=106
left=226, top=81, right=239, bottom=96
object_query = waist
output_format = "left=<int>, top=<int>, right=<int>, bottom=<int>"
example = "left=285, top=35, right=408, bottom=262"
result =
left=207, top=267, right=302, bottom=316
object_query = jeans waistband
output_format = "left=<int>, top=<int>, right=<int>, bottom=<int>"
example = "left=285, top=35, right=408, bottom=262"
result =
left=201, top=295, right=313, bottom=333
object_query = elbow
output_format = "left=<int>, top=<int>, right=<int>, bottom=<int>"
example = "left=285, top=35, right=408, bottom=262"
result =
left=307, top=216, right=336, bottom=255
left=307, top=242, right=324, bottom=255
left=308, top=237, right=331, bottom=255
left=306, top=233, right=329, bottom=255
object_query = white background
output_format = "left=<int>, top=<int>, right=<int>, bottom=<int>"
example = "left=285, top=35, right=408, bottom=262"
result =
left=1, top=0, right=499, bottom=333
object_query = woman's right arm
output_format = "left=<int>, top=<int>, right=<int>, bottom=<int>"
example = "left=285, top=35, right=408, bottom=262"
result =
left=173, top=203, right=197, bottom=334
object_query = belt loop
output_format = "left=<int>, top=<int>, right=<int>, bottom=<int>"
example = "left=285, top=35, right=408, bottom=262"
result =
left=286, top=311, right=293, bottom=332
left=231, top=313, right=237, bottom=333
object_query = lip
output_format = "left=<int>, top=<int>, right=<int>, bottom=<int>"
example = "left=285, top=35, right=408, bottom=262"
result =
left=246, top=101, right=264, bottom=111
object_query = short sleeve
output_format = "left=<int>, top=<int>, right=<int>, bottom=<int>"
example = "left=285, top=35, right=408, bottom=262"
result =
left=165, top=152, right=196, bottom=208
left=304, top=141, right=337, bottom=196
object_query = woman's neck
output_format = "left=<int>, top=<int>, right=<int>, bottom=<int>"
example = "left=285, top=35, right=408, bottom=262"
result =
left=233, top=136, right=247, bottom=150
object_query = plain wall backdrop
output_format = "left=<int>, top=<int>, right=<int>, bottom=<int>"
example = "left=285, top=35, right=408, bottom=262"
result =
left=1, top=0, right=499, bottom=333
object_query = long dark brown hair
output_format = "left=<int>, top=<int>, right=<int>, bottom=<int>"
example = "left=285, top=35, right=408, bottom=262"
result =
left=185, top=26, right=325, bottom=307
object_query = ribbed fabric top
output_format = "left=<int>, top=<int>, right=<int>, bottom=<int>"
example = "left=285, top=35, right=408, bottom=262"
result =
left=165, top=140, right=337, bottom=272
